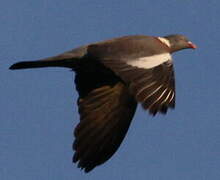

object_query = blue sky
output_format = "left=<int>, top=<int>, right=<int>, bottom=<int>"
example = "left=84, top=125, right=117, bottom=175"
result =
left=1, top=0, right=220, bottom=179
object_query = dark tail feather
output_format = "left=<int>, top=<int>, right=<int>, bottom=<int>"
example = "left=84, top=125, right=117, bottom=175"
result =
left=9, top=59, right=78, bottom=70
left=9, top=46, right=88, bottom=70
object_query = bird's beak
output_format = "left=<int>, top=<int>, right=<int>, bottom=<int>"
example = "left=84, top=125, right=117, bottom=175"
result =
left=188, top=41, right=197, bottom=49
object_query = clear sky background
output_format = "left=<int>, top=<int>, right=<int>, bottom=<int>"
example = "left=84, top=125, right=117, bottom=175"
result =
left=1, top=0, right=220, bottom=179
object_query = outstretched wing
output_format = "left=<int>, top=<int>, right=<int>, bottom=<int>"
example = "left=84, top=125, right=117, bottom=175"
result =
left=73, top=67, right=137, bottom=172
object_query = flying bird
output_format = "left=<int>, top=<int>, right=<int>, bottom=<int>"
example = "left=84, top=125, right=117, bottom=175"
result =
left=10, top=34, right=196, bottom=172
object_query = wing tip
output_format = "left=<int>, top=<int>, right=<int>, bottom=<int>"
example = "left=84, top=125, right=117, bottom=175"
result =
left=72, top=155, right=95, bottom=173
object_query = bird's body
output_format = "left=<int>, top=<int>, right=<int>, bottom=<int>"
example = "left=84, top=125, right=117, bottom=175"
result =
left=10, top=34, right=196, bottom=172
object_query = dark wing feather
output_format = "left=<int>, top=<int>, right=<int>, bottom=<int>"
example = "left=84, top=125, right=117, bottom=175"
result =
left=101, top=60, right=175, bottom=115
left=73, top=66, right=137, bottom=172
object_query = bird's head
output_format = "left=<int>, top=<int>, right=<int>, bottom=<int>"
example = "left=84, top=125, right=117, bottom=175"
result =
left=164, top=34, right=197, bottom=53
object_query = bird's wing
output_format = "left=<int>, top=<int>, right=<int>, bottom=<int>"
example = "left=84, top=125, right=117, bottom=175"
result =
left=102, top=58, right=175, bottom=115
left=87, top=40, right=175, bottom=115
left=73, top=81, right=137, bottom=172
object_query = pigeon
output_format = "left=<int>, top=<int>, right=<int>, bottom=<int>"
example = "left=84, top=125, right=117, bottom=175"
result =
left=10, top=34, right=196, bottom=172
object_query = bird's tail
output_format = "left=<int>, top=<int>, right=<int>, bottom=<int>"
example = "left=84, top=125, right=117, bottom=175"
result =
left=9, top=46, right=87, bottom=70
left=9, top=59, right=78, bottom=70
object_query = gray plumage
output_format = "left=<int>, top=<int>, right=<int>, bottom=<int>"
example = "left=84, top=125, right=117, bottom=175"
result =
left=9, top=34, right=196, bottom=172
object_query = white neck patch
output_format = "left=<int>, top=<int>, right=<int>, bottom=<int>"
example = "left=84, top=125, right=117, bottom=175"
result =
left=157, top=37, right=171, bottom=48
left=126, top=53, right=172, bottom=69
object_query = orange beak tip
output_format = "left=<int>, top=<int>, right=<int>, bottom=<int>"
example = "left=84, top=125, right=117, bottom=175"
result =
left=188, top=41, right=197, bottom=49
